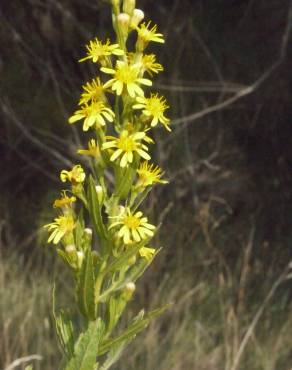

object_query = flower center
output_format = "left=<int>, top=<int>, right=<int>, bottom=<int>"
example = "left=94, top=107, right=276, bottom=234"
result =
left=124, top=215, right=140, bottom=229
left=116, top=65, right=138, bottom=84
left=118, top=136, right=137, bottom=152
left=147, top=98, right=163, bottom=115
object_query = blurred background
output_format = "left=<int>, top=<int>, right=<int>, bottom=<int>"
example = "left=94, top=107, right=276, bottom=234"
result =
left=0, top=0, right=292, bottom=369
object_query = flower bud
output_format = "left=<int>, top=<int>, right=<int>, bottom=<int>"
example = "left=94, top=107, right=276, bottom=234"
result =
left=128, top=255, right=136, bottom=265
left=95, top=185, right=104, bottom=204
left=92, top=250, right=101, bottom=265
left=131, top=9, right=144, bottom=28
left=123, top=0, right=135, bottom=16
left=77, top=251, right=84, bottom=268
left=84, top=227, right=92, bottom=237
left=117, top=13, right=130, bottom=37
left=123, top=282, right=136, bottom=300
left=65, top=244, right=76, bottom=255
left=84, top=227, right=93, bottom=244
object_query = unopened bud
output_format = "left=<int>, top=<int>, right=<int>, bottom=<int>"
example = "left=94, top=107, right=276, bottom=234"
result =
left=123, top=282, right=136, bottom=300
left=65, top=244, right=76, bottom=255
left=95, top=185, right=104, bottom=204
left=84, top=227, right=93, bottom=243
left=117, top=13, right=130, bottom=37
left=84, top=228, right=92, bottom=236
left=123, top=0, right=135, bottom=16
left=92, top=250, right=101, bottom=265
left=128, top=255, right=136, bottom=265
left=77, top=251, right=84, bottom=268
left=131, top=8, right=144, bottom=27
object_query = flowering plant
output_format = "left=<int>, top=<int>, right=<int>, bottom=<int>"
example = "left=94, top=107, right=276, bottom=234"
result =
left=44, top=0, right=170, bottom=368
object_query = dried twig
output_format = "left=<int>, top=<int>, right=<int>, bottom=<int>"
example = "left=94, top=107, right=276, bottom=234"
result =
left=4, top=355, right=42, bottom=370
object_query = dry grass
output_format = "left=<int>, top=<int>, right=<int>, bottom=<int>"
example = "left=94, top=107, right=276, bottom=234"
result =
left=1, top=234, right=292, bottom=370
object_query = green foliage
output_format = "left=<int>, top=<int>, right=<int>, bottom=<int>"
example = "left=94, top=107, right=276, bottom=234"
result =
left=65, top=319, right=105, bottom=370
left=76, top=248, right=96, bottom=321
left=41, top=1, right=171, bottom=369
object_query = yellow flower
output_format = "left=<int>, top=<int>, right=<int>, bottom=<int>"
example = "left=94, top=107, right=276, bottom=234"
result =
left=102, top=130, right=153, bottom=167
left=44, top=215, right=75, bottom=244
left=133, top=93, right=171, bottom=131
left=60, top=165, right=86, bottom=184
left=101, top=61, right=152, bottom=98
left=68, top=102, right=115, bottom=131
left=53, top=191, right=76, bottom=208
left=136, top=21, right=164, bottom=50
left=109, top=207, right=155, bottom=244
left=79, top=38, right=124, bottom=63
left=137, top=162, right=168, bottom=187
left=77, top=139, right=100, bottom=159
left=141, top=54, right=163, bottom=76
left=139, top=246, right=155, bottom=261
left=79, top=78, right=107, bottom=105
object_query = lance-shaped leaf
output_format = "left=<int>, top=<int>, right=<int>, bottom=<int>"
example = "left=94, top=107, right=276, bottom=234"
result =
left=126, top=248, right=160, bottom=283
left=107, top=295, right=127, bottom=334
left=99, top=342, right=126, bottom=370
left=115, top=164, right=137, bottom=200
left=77, top=248, right=96, bottom=320
left=88, top=175, right=108, bottom=240
left=98, top=305, right=170, bottom=356
left=104, top=241, right=146, bottom=275
left=74, top=210, right=85, bottom=251
left=65, top=319, right=105, bottom=370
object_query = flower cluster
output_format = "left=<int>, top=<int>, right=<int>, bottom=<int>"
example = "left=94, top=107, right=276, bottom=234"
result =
left=44, top=1, right=171, bottom=368
left=46, top=2, right=170, bottom=251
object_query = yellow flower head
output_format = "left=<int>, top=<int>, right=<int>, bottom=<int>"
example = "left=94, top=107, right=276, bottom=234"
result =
left=133, top=93, right=171, bottom=131
left=109, top=207, right=155, bottom=244
left=101, top=61, right=152, bottom=98
left=53, top=191, right=76, bottom=209
left=79, top=38, right=124, bottom=63
left=137, top=161, right=168, bottom=187
left=77, top=139, right=100, bottom=159
left=68, top=102, right=115, bottom=131
left=44, top=214, right=75, bottom=245
left=79, top=78, right=107, bottom=105
left=60, top=165, right=86, bottom=184
left=140, top=54, right=164, bottom=76
left=136, top=21, right=164, bottom=50
left=102, top=130, right=153, bottom=167
left=139, top=246, right=155, bottom=261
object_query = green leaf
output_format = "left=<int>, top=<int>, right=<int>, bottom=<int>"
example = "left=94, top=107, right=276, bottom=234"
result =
left=25, top=365, right=33, bottom=370
left=52, top=284, right=75, bottom=358
left=98, top=305, right=170, bottom=356
left=88, top=175, right=107, bottom=240
left=57, top=249, right=74, bottom=268
left=74, top=210, right=85, bottom=251
left=115, top=164, right=136, bottom=200
left=104, top=241, right=145, bottom=275
left=99, top=342, right=126, bottom=370
left=126, top=249, right=160, bottom=283
left=107, top=295, right=127, bottom=333
left=65, top=319, right=105, bottom=370
left=77, top=248, right=96, bottom=320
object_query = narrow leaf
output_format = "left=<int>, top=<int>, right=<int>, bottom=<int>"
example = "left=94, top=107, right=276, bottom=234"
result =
left=98, top=305, right=170, bottom=356
left=77, top=248, right=96, bottom=320
left=74, top=210, right=85, bottom=251
left=100, top=342, right=126, bottom=370
left=88, top=175, right=107, bottom=240
left=115, top=164, right=136, bottom=200
left=65, top=319, right=105, bottom=370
